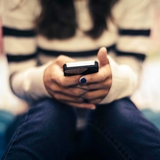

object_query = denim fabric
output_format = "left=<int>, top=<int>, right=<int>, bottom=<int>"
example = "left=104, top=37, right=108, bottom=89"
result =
left=2, top=98, right=160, bottom=160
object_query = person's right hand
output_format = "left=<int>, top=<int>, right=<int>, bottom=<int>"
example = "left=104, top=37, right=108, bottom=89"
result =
left=44, top=55, right=96, bottom=110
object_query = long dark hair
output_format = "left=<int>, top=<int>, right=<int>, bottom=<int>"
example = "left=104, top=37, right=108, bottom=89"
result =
left=35, top=0, right=119, bottom=40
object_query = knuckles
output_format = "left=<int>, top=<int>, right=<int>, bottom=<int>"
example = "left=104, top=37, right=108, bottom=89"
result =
left=50, top=74, right=56, bottom=82
left=84, top=92, right=92, bottom=100
left=99, top=72, right=107, bottom=82
left=58, top=78, right=67, bottom=87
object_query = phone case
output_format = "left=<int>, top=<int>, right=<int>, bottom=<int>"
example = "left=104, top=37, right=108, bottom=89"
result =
left=63, top=61, right=99, bottom=76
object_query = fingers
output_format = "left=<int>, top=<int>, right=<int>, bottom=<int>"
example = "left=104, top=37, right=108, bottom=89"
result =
left=55, top=93, right=96, bottom=110
left=49, top=86, right=96, bottom=109
left=83, top=89, right=109, bottom=102
left=79, top=79, right=112, bottom=90
left=56, top=75, right=81, bottom=87
left=67, top=102, right=96, bottom=110
left=53, top=92, right=84, bottom=103
left=49, top=82, right=87, bottom=97
left=46, top=82, right=96, bottom=109
left=78, top=47, right=111, bottom=84
left=79, top=64, right=111, bottom=84
left=97, top=47, right=109, bottom=67
left=49, top=89, right=96, bottom=109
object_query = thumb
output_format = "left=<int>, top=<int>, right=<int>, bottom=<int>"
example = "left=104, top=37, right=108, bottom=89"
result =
left=97, top=47, right=109, bottom=67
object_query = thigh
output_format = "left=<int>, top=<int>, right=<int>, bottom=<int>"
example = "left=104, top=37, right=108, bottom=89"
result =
left=86, top=97, right=160, bottom=160
left=69, top=128, right=117, bottom=160
left=69, top=109, right=117, bottom=160
left=2, top=98, right=77, bottom=160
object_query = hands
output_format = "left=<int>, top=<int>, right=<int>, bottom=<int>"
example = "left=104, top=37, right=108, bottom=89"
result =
left=79, top=47, right=112, bottom=104
left=43, top=47, right=112, bottom=109
left=43, top=55, right=96, bottom=109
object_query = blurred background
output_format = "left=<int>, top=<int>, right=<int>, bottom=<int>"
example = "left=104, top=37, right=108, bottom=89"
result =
left=0, top=0, right=160, bottom=158
left=132, top=0, right=160, bottom=112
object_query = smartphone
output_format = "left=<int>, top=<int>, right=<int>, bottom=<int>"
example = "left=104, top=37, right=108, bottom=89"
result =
left=63, top=60, right=99, bottom=76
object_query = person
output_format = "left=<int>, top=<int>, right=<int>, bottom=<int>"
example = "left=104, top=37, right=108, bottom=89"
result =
left=1, top=0, right=160, bottom=159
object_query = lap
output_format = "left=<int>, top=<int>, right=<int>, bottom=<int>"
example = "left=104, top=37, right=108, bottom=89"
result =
left=83, top=97, right=160, bottom=160
left=4, top=97, right=160, bottom=160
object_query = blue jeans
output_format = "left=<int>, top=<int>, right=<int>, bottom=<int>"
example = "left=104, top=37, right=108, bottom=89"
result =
left=2, top=98, right=160, bottom=160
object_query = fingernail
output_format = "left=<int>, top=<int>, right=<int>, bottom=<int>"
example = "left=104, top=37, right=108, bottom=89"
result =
left=80, top=77, right=87, bottom=84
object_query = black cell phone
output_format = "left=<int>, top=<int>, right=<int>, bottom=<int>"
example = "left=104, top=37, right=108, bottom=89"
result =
left=63, top=60, right=99, bottom=76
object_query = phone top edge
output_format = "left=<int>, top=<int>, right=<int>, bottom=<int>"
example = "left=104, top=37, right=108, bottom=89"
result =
left=66, top=61, right=97, bottom=67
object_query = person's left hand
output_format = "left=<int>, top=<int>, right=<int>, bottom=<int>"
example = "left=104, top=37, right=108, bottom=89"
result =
left=79, top=47, right=112, bottom=104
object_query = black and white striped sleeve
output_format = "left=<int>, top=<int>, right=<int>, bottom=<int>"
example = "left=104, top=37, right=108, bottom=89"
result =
left=100, top=0, right=154, bottom=104
left=2, top=0, right=50, bottom=103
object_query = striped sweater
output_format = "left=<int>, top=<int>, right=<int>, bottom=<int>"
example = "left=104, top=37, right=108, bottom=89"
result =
left=0, top=0, right=154, bottom=104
